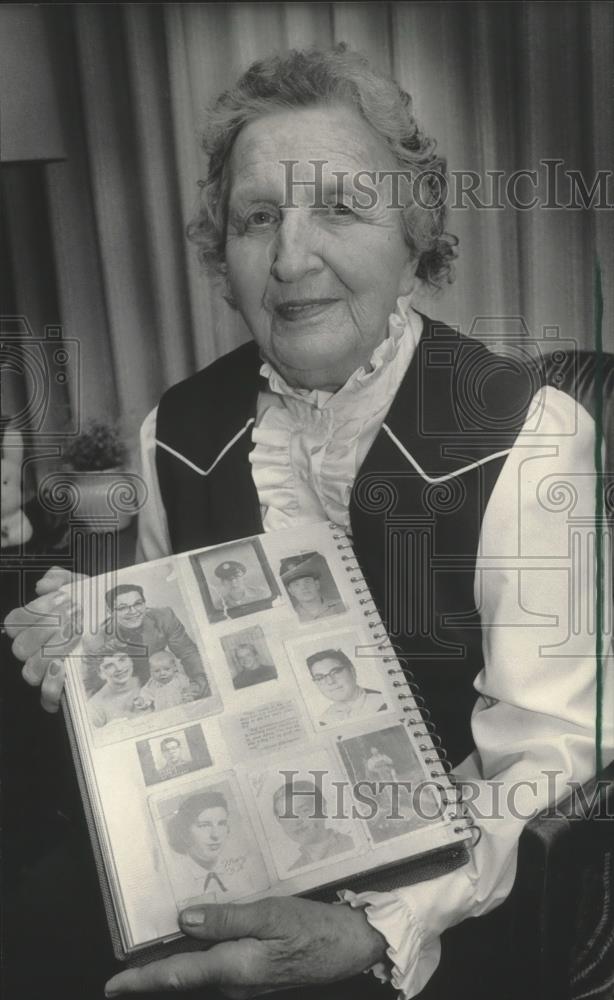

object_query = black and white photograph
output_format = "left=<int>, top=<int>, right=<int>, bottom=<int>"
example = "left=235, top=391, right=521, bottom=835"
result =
left=73, top=563, right=214, bottom=738
left=278, top=552, right=347, bottom=624
left=79, top=564, right=211, bottom=694
left=286, top=630, right=390, bottom=729
left=219, top=625, right=278, bottom=691
left=2, top=3, right=613, bottom=999
left=190, top=538, right=280, bottom=623
left=152, top=775, right=270, bottom=907
left=249, top=750, right=361, bottom=880
left=338, top=725, right=440, bottom=843
left=136, top=725, right=213, bottom=786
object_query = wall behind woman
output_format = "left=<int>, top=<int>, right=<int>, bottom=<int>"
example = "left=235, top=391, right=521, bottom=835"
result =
left=4, top=2, right=612, bottom=452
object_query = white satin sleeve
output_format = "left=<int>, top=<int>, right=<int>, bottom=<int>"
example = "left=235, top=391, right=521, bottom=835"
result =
left=135, top=406, right=172, bottom=563
left=340, top=386, right=614, bottom=998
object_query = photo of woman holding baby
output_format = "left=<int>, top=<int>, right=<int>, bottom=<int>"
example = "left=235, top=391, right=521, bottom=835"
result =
left=80, top=572, right=212, bottom=730
left=83, top=583, right=210, bottom=697
left=84, top=649, right=204, bottom=729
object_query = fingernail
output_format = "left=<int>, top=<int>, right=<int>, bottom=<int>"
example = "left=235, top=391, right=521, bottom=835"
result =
left=49, top=660, right=62, bottom=676
left=181, top=908, right=205, bottom=926
left=104, top=987, right=118, bottom=998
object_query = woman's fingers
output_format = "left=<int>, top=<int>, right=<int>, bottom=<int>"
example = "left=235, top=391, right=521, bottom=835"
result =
left=21, top=647, right=64, bottom=687
left=40, top=659, right=66, bottom=713
left=3, top=567, right=86, bottom=711
left=11, top=623, right=67, bottom=663
left=4, top=589, right=73, bottom=639
left=34, top=566, right=83, bottom=596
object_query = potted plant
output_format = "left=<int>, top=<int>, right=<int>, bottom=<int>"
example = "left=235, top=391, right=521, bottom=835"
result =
left=62, top=420, right=134, bottom=530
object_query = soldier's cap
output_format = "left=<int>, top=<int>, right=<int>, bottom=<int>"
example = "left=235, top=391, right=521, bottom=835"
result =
left=280, top=553, right=322, bottom=587
left=214, top=560, right=247, bottom=580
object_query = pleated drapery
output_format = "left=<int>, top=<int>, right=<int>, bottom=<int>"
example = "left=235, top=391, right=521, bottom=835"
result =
left=4, top=2, right=613, bottom=456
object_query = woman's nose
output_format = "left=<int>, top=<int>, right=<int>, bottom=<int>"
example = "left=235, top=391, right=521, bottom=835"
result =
left=270, top=211, right=323, bottom=282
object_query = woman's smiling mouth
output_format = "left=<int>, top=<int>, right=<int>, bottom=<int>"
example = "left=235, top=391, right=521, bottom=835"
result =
left=274, top=298, right=339, bottom=322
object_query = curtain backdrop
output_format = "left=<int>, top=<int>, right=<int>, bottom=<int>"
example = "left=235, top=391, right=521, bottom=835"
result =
left=5, top=1, right=613, bottom=457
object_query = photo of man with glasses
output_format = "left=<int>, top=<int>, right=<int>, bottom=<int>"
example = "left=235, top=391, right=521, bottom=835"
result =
left=306, top=649, right=387, bottom=727
left=84, top=583, right=210, bottom=697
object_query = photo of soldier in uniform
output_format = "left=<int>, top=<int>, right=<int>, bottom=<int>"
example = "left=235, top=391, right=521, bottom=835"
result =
left=190, top=538, right=280, bottom=623
left=279, top=552, right=346, bottom=623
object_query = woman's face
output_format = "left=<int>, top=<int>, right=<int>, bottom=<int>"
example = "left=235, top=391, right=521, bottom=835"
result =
left=187, top=806, right=230, bottom=864
left=98, top=653, right=134, bottom=689
left=225, top=105, right=415, bottom=391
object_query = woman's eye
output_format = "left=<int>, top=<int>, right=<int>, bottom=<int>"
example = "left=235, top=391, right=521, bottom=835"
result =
left=245, top=208, right=278, bottom=228
left=316, top=202, right=354, bottom=220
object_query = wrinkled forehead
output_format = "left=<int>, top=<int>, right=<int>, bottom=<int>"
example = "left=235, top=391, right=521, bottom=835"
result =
left=228, top=103, right=399, bottom=206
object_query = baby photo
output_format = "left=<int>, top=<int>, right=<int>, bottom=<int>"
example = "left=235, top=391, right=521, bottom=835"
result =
left=151, top=775, right=270, bottom=908
left=190, top=538, right=280, bottom=623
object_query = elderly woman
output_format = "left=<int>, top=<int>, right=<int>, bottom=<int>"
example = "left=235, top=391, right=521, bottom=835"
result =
left=6, top=44, right=611, bottom=1000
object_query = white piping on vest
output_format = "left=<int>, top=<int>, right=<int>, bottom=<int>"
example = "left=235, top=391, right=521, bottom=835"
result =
left=156, top=418, right=256, bottom=477
left=381, top=423, right=512, bottom=484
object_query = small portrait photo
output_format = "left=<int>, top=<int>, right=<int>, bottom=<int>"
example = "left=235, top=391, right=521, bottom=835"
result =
left=338, top=725, right=441, bottom=843
left=286, top=630, right=389, bottom=730
left=78, top=563, right=213, bottom=736
left=219, top=626, right=278, bottom=691
left=190, top=538, right=280, bottom=624
left=136, top=725, right=212, bottom=786
left=152, top=775, right=270, bottom=907
left=278, top=552, right=346, bottom=624
left=249, top=752, right=360, bottom=880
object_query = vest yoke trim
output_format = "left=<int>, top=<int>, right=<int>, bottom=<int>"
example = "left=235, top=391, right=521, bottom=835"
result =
left=382, top=423, right=513, bottom=483
left=156, top=418, right=256, bottom=477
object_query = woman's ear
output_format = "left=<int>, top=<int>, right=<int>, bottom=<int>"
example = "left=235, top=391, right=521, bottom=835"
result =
left=398, top=255, right=419, bottom=298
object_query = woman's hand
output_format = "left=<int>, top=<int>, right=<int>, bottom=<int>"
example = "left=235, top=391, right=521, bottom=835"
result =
left=4, top=566, right=86, bottom=712
left=104, top=897, right=387, bottom=997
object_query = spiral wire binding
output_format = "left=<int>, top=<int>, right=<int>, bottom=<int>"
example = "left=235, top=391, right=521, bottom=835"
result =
left=329, top=523, right=480, bottom=846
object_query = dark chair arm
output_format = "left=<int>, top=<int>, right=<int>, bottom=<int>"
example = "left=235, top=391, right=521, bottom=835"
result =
left=508, top=761, right=614, bottom=1000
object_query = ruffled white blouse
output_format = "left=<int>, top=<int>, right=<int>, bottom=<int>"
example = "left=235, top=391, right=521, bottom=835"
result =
left=137, top=298, right=613, bottom=999
left=251, top=296, right=422, bottom=532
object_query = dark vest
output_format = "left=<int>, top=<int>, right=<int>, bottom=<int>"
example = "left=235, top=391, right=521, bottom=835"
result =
left=155, top=315, right=541, bottom=764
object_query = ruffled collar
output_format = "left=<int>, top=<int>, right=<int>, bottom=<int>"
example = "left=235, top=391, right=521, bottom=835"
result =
left=260, top=294, right=422, bottom=409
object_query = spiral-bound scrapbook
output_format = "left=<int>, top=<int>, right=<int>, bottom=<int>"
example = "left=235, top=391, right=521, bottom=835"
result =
left=62, top=520, right=474, bottom=961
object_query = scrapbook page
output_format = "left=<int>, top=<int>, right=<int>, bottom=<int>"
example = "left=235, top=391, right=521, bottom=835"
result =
left=62, top=521, right=473, bottom=959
